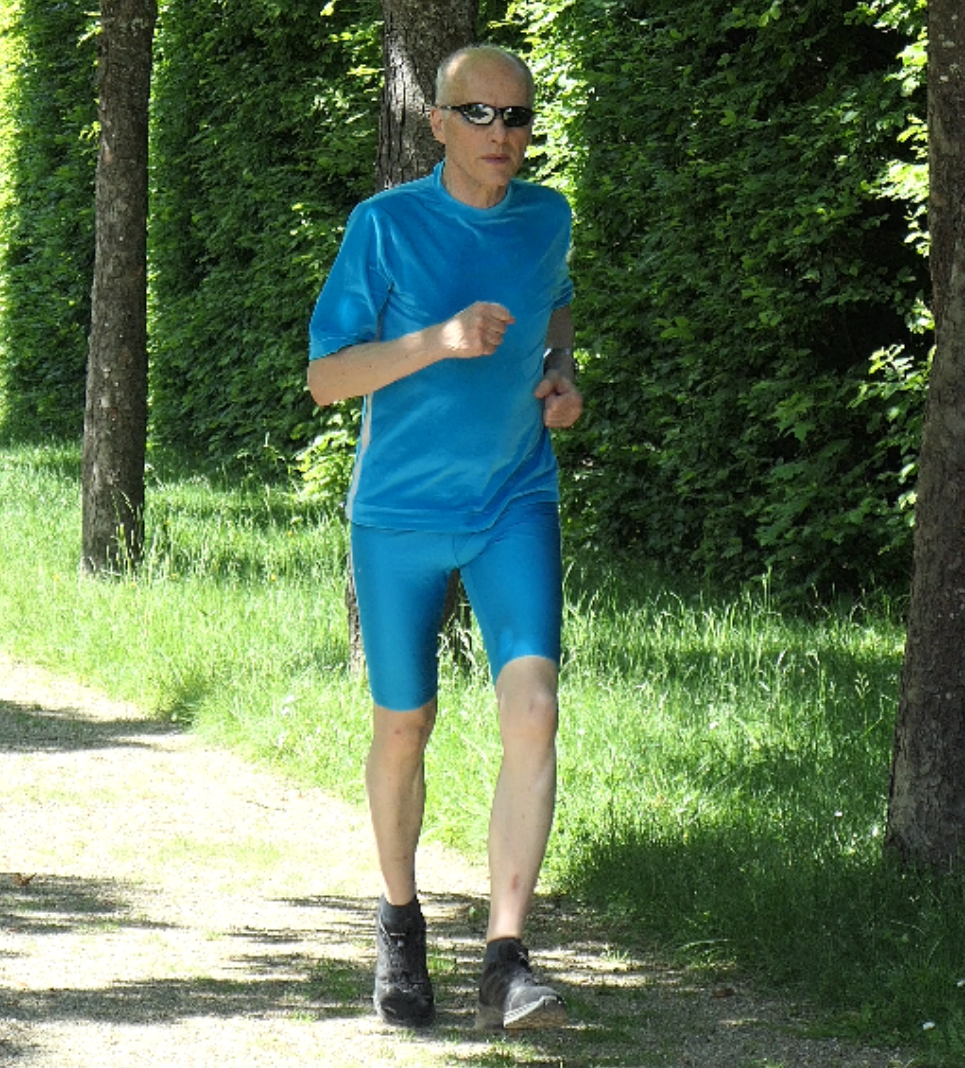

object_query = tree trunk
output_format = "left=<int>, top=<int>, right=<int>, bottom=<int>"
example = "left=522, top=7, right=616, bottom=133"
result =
left=346, top=0, right=477, bottom=671
left=376, top=0, right=476, bottom=191
left=885, top=0, right=965, bottom=869
left=81, top=0, right=156, bottom=575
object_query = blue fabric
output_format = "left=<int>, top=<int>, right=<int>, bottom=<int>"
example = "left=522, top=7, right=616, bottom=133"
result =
left=350, top=499, right=562, bottom=711
left=309, top=162, right=573, bottom=533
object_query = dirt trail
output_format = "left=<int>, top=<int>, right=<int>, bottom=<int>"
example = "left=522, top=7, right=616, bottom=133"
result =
left=0, top=655, right=911, bottom=1067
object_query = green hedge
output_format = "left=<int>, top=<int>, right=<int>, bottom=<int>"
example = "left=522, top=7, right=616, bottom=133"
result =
left=0, top=0, right=98, bottom=440
left=517, top=0, right=929, bottom=592
left=148, top=0, right=381, bottom=465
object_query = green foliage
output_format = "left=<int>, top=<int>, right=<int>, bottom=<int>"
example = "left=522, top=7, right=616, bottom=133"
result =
left=148, top=0, right=381, bottom=465
left=515, top=0, right=929, bottom=593
left=293, top=397, right=360, bottom=510
left=0, top=0, right=98, bottom=440
left=0, top=0, right=935, bottom=593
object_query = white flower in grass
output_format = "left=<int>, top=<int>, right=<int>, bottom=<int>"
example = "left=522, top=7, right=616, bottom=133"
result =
left=922, top=1021, right=936, bottom=1031
left=957, top=978, right=965, bottom=988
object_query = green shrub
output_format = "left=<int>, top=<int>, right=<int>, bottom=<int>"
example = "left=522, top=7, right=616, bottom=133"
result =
left=0, top=0, right=98, bottom=440
left=516, top=0, right=929, bottom=594
left=148, top=0, right=381, bottom=467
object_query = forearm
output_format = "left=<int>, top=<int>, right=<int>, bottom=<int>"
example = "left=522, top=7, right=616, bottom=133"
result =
left=542, top=306, right=577, bottom=382
left=308, top=326, right=444, bottom=407
left=536, top=305, right=582, bottom=428
left=308, top=301, right=515, bottom=406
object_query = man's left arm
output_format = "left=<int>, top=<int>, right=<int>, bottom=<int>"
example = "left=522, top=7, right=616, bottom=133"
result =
left=535, top=306, right=583, bottom=428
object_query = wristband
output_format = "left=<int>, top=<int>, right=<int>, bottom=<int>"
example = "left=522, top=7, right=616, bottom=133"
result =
left=543, top=346, right=578, bottom=377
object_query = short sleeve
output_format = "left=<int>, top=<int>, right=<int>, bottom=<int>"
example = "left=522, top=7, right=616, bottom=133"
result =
left=308, top=204, right=391, bottom=361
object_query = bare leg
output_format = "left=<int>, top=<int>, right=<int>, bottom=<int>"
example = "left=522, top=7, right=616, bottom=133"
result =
left=486, top=656, right=559, bottom=942
left=366, top=699, right=437, bottom=906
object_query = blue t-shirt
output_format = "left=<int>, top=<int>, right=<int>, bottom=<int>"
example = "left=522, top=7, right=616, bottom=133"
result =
left=309, top=162, right=573, bottom=532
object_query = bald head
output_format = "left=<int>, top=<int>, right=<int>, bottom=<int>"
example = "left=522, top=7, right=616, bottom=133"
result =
left=435, top=45, right=535, bottom=108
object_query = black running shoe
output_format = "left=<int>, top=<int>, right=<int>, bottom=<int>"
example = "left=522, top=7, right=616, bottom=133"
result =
left=476, top=937, right=567, bottom=1032
left=373, top=898, right=435, bottom=1027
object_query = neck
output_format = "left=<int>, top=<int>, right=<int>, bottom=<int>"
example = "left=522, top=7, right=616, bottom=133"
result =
left=441, top=164, right=508, bottom=209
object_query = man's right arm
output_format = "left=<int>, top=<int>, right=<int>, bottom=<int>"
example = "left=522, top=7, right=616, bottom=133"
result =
left=307, top=301, right=515, bottom=406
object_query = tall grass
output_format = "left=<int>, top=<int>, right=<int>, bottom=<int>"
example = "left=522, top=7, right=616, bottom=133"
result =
left=1, top=441, right=963, bottom=1064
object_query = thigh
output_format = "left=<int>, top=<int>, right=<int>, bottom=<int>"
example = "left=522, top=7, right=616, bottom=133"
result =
left=459, top=500, right=563, bottom=686
left=350, top=524, right=452, bottom=711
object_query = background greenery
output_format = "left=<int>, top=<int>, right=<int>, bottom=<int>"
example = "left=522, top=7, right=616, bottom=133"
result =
left=525, top=0, right=930, bottom=593
left=2, top=440, right=964, bottom=1064
left=0, top=0, right=98, bottom=440
left=148, top=0, right=381, bottom=465
left=0, top=0, right=931, bottom=594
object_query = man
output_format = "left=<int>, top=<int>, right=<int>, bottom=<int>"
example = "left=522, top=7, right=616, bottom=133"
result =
left=307, top=44, right=581, bottom=1032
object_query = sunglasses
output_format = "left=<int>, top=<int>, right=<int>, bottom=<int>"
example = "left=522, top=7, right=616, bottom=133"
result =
left=437, top=103, right=535, bottom=128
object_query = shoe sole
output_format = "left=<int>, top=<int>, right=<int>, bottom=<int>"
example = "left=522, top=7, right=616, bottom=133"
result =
left=373, top=994, right=435, bottom=1028
left=374, top=1004, right=436, bottom=1028
left=475, top=994, right=567, bottom=1032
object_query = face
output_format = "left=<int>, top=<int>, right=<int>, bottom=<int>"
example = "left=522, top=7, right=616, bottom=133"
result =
left=430, top=55, right=534, bottom=208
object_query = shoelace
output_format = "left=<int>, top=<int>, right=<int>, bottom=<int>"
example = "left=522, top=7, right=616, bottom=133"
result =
left=382, top=927, right=428, bottom=986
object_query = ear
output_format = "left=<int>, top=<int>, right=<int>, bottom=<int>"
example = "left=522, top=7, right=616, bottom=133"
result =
left=429, top=107, right=446, bottom=146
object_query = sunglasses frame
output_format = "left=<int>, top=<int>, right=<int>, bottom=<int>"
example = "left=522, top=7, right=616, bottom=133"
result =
left=437, top=103, right=535, bottom=128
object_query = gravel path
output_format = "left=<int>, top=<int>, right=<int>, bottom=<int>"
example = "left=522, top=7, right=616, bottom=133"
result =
left=0, top=655, right=913, bottom=1067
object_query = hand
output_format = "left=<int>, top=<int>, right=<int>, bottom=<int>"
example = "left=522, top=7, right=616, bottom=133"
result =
left=438, top=302, right=515, bottom=359
left=535, top=371, right=583, bottom=428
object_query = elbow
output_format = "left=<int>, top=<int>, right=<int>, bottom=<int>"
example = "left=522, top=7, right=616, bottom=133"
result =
left=307, top=361, right=337, bottom=407
left=309, top=386, right=337, bottom=408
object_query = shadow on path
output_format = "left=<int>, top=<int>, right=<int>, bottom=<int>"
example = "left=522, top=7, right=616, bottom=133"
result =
left=1, top=874, right=173, bottom=939
left=1, top=885, right=670, bottom=1067
left=0, top=698, right=179, bottom=754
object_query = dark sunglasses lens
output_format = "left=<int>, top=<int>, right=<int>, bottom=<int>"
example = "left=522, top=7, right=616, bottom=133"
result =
left=461, top=104, right=495, bottom=124
left=503, top=107, right=534, bottom=127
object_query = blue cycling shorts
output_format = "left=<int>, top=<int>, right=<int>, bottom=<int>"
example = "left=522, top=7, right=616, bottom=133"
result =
left=350, top=498, right=562, bottom=711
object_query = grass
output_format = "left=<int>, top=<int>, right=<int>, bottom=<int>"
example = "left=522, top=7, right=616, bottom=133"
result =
left=1, top=439, right=964, bottom=1065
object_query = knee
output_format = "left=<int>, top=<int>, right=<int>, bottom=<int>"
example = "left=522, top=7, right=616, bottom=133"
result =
left=521, top=684, right=559, bottom=735
left=498, top=674, right=559, bottom=749
left=371, top=701, right=436, bottom=762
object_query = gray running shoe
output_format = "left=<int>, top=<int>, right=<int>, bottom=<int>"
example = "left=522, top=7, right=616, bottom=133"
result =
left=475, top=937, right=567, bottom=1032
left=373, top=899, right=435, bottom=1027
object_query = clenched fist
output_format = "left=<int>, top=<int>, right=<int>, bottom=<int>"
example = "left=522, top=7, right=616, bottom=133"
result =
left=535, top=371, right=583, bottom=429
left=438, top=302, right=516, bottom=359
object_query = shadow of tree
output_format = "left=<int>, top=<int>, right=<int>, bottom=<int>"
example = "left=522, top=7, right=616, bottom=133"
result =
left=276, top=891, right=706, bottom=1066
left=0, top=874, right=172, bottom=939
left=0, top=973, right=365, bottom=1026
left=0, top=700, right=179, bottom=754
left=1, top=881, right=668, bottom=1067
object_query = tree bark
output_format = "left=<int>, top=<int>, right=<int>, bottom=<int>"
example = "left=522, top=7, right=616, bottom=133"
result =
left=81, top=0, right=156, bottom=575
left=346, top=0, right=478, bottom=671
left=376, top=0, right=476, bottom=191
left=885, top=0, right=965, bottom=869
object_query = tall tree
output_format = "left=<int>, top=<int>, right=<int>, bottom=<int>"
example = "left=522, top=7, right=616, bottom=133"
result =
left=885, top=0, right=965, bottom=868
left=81, top=0, right=157, bottom=575
left=346, top=0, right=477, bottom=666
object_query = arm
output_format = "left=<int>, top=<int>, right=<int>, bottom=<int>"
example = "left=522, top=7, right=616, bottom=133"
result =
left=535, top=306, right=583, bottom=429
left=308, top=301, right=516, bottom=407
